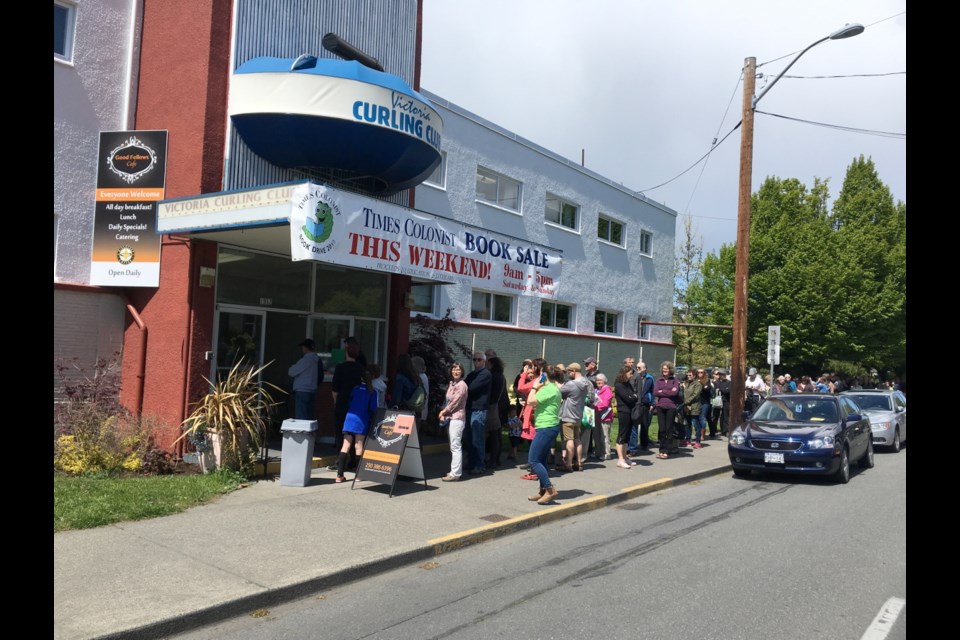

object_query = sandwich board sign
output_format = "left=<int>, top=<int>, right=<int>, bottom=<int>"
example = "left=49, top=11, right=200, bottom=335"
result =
left=353, top=408, right=426, bottom=496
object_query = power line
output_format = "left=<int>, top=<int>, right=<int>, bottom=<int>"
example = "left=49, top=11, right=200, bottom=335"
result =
left=755, top=109, right=905, bottom=139
left=778, top=71, right=905, bottom=79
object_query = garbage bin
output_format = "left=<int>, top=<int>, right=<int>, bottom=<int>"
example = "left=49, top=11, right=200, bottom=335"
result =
left=279, top=419, right=318, bottom=487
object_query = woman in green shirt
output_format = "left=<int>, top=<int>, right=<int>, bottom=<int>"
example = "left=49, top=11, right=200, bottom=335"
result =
left=524, top=360, right=563, bottom=504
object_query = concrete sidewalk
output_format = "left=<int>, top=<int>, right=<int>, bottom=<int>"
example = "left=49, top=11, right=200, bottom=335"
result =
left=54, top=438, right=732, bottom=640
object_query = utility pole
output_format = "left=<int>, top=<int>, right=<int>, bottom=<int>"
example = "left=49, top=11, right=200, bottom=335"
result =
left=729, top=57, right=755, bottom=434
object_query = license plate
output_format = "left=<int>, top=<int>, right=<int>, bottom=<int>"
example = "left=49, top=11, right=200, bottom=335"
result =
left=764, top=452, right=784, bottom=464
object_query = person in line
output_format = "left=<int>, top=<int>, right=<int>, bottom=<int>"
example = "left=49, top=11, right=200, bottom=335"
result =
left=706, top=368, right=722, bottom=439
left=613, top=364, right=639, bottom=468
left=330, top=338, right=364, bottom=470
left=559, top=362, right=591, bottom=472
left=393, top=354, right=420, bottom=412
left=692, top=368, right=710, bottom=448
left=485, top=356, right=508, bottom=469
left=623, top=356, right=641, bottom=454
left=335, top=364, right=379, bottom=483
left=288, top=338, right=323, bottom=420
left=744, top=367, right=767, bottom=414
left=654, top=361, right=681, bottom=460
left=464, top=351, right=492, bottom=476
left=519, top=358, right=547, bottom=478
left=636, top=361, right=656, bottom=450
left=412, top=356, right=430, bottom=424
left=510, top=359, right=534, bottom=462
left=716, top=369, right=731, bottom=436
left=783, top=373, right=797, bottom=393
left=514, top=359, right=537, bottom=466
left=370, top=363, right=388, bottom=408
left=438, top=362, right=468, bottom=482
left=525, top=364, right=564, bottom=504
left=592, top=372, right=615, bottom=461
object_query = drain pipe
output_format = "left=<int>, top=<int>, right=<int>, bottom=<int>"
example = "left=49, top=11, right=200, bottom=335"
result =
left=124, top=301, right=148, bottom=420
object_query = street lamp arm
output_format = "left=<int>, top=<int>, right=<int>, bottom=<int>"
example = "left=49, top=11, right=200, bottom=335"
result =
left=752, top=23, right=864, bottom=109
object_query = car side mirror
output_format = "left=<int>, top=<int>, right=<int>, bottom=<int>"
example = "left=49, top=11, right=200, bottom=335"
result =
left=846, top=413, right=862, bottom=422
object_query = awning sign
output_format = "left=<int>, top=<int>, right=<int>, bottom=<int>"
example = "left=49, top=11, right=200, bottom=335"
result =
left=290, top=183, right=561, bottom=298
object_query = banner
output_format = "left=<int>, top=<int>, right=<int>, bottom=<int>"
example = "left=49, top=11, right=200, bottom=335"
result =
left=290, top=183, right=561, bottom=298
left=90, top=130, right=167, bottom=287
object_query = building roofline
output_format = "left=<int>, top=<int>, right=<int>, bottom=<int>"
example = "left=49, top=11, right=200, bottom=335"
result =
left=421, top=88, right=678, bottom=218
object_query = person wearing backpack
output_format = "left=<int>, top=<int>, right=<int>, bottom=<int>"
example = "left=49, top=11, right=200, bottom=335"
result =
left=288, top=338, right=323, bottom=421
left=393, top=354, right=424, bottom=414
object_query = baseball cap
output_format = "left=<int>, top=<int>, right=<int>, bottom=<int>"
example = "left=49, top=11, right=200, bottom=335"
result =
left=299, top=338, right=316, bottom=350
left=583, top=357, right=597, bottom=366
left=748, top=367, right=757, bottom=376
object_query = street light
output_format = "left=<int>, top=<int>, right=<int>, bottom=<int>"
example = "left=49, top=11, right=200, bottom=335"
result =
left=728, top=24, right=864, bottom=432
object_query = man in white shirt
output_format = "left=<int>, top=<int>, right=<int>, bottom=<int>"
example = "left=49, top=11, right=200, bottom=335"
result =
left=744, top=367, right=767, bottom=414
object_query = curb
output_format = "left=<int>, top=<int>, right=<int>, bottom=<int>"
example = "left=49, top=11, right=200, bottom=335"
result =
left=98, top=462, right=732, bottom=640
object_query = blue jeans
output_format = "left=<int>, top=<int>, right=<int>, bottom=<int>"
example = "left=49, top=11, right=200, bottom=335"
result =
left=294, top=391, right=316, bottom=420
left=628, top=421, right=638, bottom=451
left=528, top=425, right=560, bottom=489
left=468, top=409, right=487, bottom=472
left=685, top=405, right=707, bottom=442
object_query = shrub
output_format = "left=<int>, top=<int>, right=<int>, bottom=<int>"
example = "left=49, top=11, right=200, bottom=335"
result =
left=409, top=310, right=472, bottom=436
left=54, top=356, right=173, bottom=475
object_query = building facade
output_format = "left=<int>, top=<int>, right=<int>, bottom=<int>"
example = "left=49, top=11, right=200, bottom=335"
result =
left=53, top=0, right=677, bottom=451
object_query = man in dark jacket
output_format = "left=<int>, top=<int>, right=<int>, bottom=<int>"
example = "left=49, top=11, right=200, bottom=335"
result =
left=636, top=361, right=656, bottom=448
left=464, top=351, right=492, bottom=475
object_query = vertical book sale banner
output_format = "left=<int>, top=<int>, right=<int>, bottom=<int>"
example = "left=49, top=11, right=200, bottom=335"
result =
left=90, top=130, right=168, bottom=287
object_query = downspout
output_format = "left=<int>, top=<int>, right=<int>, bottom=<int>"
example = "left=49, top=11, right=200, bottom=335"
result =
left=124, top=300, right=148, bottom=420
left=177, top=237, right=199, bottom=459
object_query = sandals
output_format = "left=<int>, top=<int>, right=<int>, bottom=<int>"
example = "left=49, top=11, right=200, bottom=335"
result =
left=616, top=460, right=633, bottom=469
left=656, top=453, right=669, bottom=460
left=335, top=475, right=345, bottom=483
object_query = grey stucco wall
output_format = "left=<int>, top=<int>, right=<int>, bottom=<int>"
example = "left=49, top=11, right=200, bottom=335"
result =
left=414, top=91, right=677, bottom=348
left=54, top=0, right=140, bottom=285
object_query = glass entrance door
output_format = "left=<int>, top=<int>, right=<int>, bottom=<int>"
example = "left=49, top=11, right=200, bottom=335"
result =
left=311, top=316, right=352, bottom=372
left=213, top=309, right=265, bottom=382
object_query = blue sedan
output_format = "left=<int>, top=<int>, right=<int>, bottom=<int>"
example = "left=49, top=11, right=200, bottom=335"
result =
left=728, top=394, right=874, bottom=484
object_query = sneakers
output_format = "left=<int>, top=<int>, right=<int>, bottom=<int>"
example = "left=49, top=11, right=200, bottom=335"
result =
left=693, top=442, right=703, bottom=449
left=682, top=440, right=691, bottom=447
left=335, top=475, right=345, bottom=483
left=537, top=485, right=559, bottom=504
left=441, top=474, right=460, bottom=482
left=520, top=473, right=538, bottom=481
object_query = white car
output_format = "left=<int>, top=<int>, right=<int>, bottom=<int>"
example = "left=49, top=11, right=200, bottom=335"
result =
left=840, top=390, right=906, bottom=452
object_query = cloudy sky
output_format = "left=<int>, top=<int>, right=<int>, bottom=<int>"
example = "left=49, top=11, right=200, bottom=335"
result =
left=419, top=0, right=906, bottom=255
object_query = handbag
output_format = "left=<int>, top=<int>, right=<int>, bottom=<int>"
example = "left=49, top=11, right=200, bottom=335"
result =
left=581, top=406, right=595, bottom=429
left=711, top=393, right=723, bottom=409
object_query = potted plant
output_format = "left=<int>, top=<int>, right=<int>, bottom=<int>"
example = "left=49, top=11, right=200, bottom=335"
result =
left=177, top=359, right=284, bottom=472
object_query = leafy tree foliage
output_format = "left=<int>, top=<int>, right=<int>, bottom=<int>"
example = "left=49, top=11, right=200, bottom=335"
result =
left=684, top=156, right=905, bottom=378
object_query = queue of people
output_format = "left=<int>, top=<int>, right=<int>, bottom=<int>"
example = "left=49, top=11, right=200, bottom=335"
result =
left=288, top=337, right=901, bottom=509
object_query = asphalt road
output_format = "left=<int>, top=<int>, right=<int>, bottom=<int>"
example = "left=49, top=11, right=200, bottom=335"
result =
left=174, top=448, right=907, bottom=640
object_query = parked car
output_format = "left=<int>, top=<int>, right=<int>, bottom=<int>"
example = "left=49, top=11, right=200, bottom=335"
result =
left=728, top=393, right=874, bottom=484
left=840, top=389, right=906, bottom=452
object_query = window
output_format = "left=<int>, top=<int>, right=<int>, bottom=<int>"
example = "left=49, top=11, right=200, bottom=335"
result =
left=637, top=316, right=650, bottom=340
left=638, top=230, right=653, bottom=255
left=545, top=193, right=579, bottom=231
left=471, top=290, right=514, bottom=323
left=409, top=283, right=436, bottom=315
left=476, top=166, right=522, bottom=211
left=54, top=1, right=77, bottom=62
left=424, top=152, right=446, bottom=188
left=598, top=215, right=625, bottom=246
left=540, top=301, right=573, bottom=330
left=594, top=309, right=620, bottom=335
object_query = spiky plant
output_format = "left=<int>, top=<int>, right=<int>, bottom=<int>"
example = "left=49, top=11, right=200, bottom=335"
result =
left=177, top=359, right=285, bottom=471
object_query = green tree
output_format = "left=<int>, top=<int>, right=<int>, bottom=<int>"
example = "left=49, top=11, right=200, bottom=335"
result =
left=673, top=214, right=703, bottom=368
left=685, top=243, right=735, bottom=366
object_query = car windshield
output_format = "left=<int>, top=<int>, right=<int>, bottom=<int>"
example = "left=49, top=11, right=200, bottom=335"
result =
left=845, top=394, right=893, bottom=411
left=753, top=397, right=838, bottom=423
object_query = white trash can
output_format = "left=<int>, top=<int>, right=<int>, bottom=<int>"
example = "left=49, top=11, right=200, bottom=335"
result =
left=279, top=419, right=318, bottom=487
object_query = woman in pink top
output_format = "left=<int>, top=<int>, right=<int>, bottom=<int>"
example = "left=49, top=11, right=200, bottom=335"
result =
left=592, top=373, right=615, bottom=461
left=438, top=362, right=468, bottom=481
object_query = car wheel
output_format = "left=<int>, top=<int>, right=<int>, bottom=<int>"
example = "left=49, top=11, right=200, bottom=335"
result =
left=859, top=439, right=875, bottom=469
left=733, top=468, right=751, bottom=478
left=834, top=447, right=850, bottom=484
left=890, top=429, right=901, bottom=453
